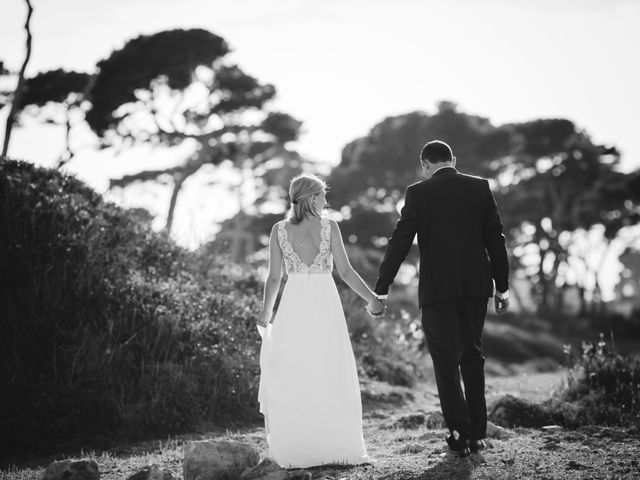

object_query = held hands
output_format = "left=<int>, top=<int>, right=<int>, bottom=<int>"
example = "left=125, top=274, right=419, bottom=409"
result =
left=366, top=296, right=386, bottom=319
left=494, top=294, right=510, bottom=314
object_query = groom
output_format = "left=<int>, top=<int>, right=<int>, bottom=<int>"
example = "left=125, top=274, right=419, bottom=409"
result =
left=372, top=140, right=510, bottom=457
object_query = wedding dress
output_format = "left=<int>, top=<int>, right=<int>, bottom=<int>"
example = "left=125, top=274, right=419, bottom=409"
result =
left=257, top=217, right=370, bottom=468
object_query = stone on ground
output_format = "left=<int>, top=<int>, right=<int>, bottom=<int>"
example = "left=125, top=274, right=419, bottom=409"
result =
left=488, top=394, right=553, bottom=428
left=44, top=459, right=99, bottom=480
left=487, top=420, right=511, bottom=439
left=184, top=440, right=260, bottom=480
left=240, top=458, right=289, bottom=480
left=126, top=464, right=174, bottom=480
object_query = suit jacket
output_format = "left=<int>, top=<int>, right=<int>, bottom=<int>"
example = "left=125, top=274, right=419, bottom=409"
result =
left=374, top=166, right=509, bottom=307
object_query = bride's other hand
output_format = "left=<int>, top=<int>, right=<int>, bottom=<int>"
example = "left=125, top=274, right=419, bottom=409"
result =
left=258, top=223, right=283, bottom=330
left=257, top=309, right=271, bottom=328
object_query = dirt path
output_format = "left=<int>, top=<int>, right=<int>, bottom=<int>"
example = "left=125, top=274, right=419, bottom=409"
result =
left=2, top=371, right=639, bottom=480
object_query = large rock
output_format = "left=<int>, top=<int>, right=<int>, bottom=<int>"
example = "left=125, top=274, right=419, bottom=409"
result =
left=240, top=458, right=289, bottom=480
left=44, top=459, right=99, bottom=480
left=488, top=394, right=553, bottom=428
left=127, top=464, right=174, bottom=480
left=486, top=420, right=511, bottom=439
left=184, top=440, right=260, bottom=480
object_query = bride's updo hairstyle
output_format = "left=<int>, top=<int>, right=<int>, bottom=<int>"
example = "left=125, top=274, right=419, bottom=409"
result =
left=287, top=173, right=326, bottom=224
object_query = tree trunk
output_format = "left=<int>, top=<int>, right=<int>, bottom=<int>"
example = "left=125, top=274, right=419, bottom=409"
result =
left=165, top=163, right=203, bottom=233
left=165, top=174, right=187, bottom=234
left=1, top=0, right=33, bottom=158
left=550, top=248, right=563, bottom=314
left=56, top=109, right=74, bottom=168
left=578, top=284, right=588, bottom=317
left=537, top=247, right=550, bottom=316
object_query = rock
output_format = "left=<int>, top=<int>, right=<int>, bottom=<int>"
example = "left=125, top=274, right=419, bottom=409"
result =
left=541, top=442, right=561, bottom=451
left=44, top=460, right=99, bottom=480
left=514, top=427, right=532, bottom=435
left=486, top=421, right=511, bottom=439
left=541, top=425, right=563, bottom=432
left=424, top=411, right=446, bottom=429
left=392, top=413, right=426, bottom=429
left=364, top=410, right=388, bottom=419
left=184, top=440, right=260, bottom=480
left=127, top=465, right=174, bottom=480
left=488, top=394, right=553, bottom=428
left=565, top=460, right=589, bottom=470
left=240, top=458, right=289, bottom=480
left=397, top=443, right=425, bottom=454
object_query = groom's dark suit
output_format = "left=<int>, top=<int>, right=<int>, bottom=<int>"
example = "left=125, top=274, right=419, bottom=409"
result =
left=374, top=166, right=509, bottom=441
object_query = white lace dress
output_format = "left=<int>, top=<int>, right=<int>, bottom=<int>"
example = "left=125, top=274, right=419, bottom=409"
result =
left=257, top=218, right=370, bottom=468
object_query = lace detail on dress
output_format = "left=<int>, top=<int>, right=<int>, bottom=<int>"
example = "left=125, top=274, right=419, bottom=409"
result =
left=278, top=218, right=333, bottom=274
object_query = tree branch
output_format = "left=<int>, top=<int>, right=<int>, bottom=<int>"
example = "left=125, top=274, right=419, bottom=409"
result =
left=109, top=164, right=191, bottom=189
left=2, top=0, right=33, bottom=157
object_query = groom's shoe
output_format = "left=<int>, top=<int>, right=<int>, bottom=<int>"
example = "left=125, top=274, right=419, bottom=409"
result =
left=468, top=439, right=486, bottom=453
left=446, top=431, right=470, bottom=458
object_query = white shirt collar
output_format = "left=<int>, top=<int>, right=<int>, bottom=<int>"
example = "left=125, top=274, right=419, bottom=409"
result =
left=432, top=165, right=455, bottom=175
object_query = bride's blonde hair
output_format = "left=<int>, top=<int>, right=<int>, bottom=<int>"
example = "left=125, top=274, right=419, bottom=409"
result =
left=287, top=173, right=326, bottom=224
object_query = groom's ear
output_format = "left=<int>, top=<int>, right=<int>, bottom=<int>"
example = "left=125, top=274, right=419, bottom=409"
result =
left=451, top=156, right=457, bottom=167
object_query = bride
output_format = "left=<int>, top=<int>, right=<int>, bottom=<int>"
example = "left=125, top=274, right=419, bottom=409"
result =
left=256, top=173, right=385, bottom=468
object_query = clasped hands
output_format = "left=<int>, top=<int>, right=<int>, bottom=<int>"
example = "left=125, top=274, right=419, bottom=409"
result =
left=366, top=295, right=386, bottom=319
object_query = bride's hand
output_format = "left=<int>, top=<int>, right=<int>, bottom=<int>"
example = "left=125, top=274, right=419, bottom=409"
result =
left=257, top=309, right=271, bottom=328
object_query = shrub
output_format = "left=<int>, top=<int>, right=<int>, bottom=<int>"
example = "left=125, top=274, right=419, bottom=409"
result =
left=547, top=335, right=640, bottom=428
left=0, top=159, right=262, bottom=453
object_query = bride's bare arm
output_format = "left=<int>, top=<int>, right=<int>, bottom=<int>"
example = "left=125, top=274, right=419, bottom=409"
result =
left=258, top=223, right=284, bottom=326
left=330, top=220, right=382, bottom=307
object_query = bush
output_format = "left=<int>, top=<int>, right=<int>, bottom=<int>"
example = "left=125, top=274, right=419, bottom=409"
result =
left=488, top=394, right=554, bottom=428
left=547, top=335, right=640, bottom=428
left=0, top=159, right=263, bottom=453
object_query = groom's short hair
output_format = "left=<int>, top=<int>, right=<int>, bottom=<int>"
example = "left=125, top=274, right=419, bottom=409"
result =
left=420, top=140, right=453, bottom=163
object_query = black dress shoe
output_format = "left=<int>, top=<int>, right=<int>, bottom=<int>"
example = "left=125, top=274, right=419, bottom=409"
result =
left=446, top=431, right=471, bottom=458
left=468, top=439, right=486, bottom=453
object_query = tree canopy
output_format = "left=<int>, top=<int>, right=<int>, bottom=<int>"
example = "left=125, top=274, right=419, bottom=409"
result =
left=328, top=102, right=513, bottom=208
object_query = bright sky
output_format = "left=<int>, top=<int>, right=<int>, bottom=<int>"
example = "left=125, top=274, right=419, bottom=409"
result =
left=1, top=0, right=639, bottom=297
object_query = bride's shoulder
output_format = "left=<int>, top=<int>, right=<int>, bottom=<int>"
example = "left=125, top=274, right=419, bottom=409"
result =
left=270, top=220, right=286, bottom=234
left=326, top=218, right=341, bottom=231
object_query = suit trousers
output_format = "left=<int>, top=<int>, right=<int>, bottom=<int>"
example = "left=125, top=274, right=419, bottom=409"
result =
left=421, top=297, right=488, bottom=440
